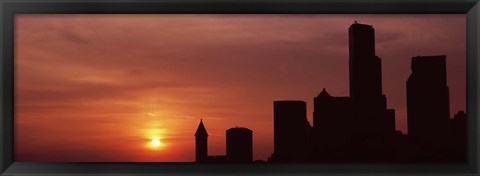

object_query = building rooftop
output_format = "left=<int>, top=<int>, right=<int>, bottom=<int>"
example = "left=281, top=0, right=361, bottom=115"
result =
left=227, top=127, right=253, bottom=133
left=350, top=21, right=373, bottom=28
left=317, top=88, right=331, bottom=98
left=195, top=119, right=208, bottom=137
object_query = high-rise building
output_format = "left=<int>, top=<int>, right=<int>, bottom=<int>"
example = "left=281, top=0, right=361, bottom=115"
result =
left=349, top=22, right=383, bottom=103
left=407, top=55, right=450, bottom=148
left=195, top=119, right=208, bottom=162
left=226, top=127, right=253, bottom=162
left=348, top=22, right=395, bottom=135
left=271, top=100, right=308, bottom=162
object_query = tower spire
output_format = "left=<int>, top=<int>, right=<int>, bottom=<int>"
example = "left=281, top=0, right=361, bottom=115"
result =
left=195, top=119, right=208, bottom=162
left=195, top=119, right=208, bottom=137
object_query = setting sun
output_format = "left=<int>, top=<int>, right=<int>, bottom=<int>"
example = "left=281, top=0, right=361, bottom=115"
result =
left=151, top=138, right=161, bottom=147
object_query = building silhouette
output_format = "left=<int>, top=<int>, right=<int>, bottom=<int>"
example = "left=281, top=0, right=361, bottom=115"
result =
left=348, top=22, right=395, bottom=136
left=194, top=119, right=208, bottom=162
left=195, top=120, right=254, bottom=163
left=267, top=22, right=465, bottom=163
left=270, top=100, right=309, bottom=162
left=407, top=56, right=451, bottom=152
left=450, top=111, right=467, bottom=161
left=311, top=89, right=354, bottom=161
left=192, top=22, right=466, bottom=163
left=305, top=22, right=397, bottom=162
left=226, top=127, right=253, bottom=162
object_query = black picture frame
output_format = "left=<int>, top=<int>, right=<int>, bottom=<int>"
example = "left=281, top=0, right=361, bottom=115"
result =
left=1, top=0, right=479, bottom=175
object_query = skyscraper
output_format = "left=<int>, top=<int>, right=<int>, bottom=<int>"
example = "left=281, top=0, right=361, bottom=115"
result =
left=407, top=55, right=450, bottom=149
left=349, top=21, right=383, bottom=102
left=271, top=100, right=308, bottom=162
left=348, top=22, right=395, bottom=135
left=195, top=119, right=208, bottom=162
left=226, top=127, right=253, bottom=162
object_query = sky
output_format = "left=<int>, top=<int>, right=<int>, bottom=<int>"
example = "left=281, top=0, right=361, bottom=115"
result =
left=14, top=14, right=466, bottom=162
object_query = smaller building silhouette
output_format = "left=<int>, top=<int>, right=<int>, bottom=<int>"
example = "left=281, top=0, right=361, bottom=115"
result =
left=194, top=119, right=208, bottom=162
left=451, top=111, right=466, bottom=144
left=270, top=100, right=309, bottom=162
left=194, top=119, right=253, bottom=163
left=226, top=127, right=253, bottom=162
left=450, top=110, right=467, bottom=161
left=312, top=88, right=354, bottom=161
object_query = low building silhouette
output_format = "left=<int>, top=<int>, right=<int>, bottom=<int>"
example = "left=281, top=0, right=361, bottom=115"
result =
left=270, top=100, right=309, bottom=162
left=195, top=119, right=208, bottom=162
left=226, top=127, right=253, bottom=162
left=311, top=88, right=354, bottom=161
left=194, top=119, right=253, bottom=163
left=450, top=110, right=467, bottom=161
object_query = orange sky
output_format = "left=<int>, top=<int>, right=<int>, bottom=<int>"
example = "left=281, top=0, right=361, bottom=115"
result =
left=14, top=14, right=466, bottom=162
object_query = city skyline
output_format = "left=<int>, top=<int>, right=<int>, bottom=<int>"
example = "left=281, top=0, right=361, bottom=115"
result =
left=14, top=15, right=465, bottom=162
left=265, top=22, right=464, bottom=162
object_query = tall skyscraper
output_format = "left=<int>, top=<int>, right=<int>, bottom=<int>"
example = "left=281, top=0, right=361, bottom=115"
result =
left=226, top=127, right=253, bottom=162
left=348, top=22, right=395, bottom=135
left=407, top=55, right=450, bottom=148
left=349, top=21, right=383, bottom=102
left=271, top=100, right=308, bottom=162
left=195, top=119, right=208, bottom=162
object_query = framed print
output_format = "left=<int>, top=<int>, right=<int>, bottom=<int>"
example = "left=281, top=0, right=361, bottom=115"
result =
left=1, top=0, right=479, bottom=175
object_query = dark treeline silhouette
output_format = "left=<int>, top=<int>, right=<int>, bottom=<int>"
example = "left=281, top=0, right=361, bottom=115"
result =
left=194, top=21, right=466, bottom=163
